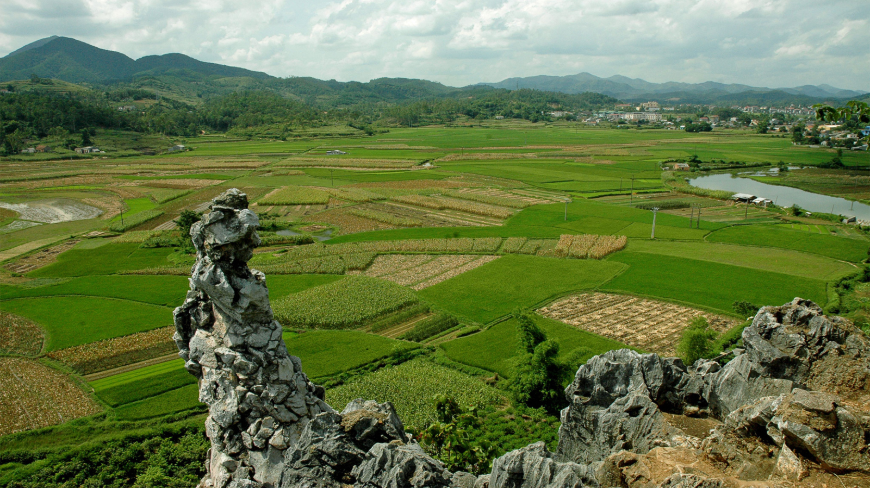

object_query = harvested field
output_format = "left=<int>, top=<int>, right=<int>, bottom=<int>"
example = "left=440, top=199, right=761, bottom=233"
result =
left=0, top=311, right=44, bottom=356
left=0, top=199, right=102, bottom=223
left=551, top=234, right=627, bottom=259
left=4, top=239, right=80, bottom=274
left=121, top=178, right=219, bottom=189
left=278, top=157, right=419, bottom=169
left=46, top=326, right=176, bottom=375
left=538, top=293, right=736, bottom=356
left=259, top=186, right=330, bottom=205
left=0, top=358, right=101, bottom=435
left=362, top=254, right=501, bottom=290
left=352, top=180, right=467, bottom=190
left=391, top=194, right=515, bottom=219
left=312, top=207, right=393, bottom=234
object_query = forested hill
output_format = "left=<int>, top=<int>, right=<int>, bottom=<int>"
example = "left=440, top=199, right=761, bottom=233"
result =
left=0, top=36, right=271, bottom=84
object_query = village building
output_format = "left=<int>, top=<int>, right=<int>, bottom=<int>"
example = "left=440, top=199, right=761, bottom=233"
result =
left=167, top=144, right=186, bottom=152
left=326, top=150, right=348, bottom=155
left=75, top=146, right=102, bottom=154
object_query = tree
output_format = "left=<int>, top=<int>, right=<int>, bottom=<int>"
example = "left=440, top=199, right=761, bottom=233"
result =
left=175, top=210, right=202, bottom=245
left=80, top=128, right=92, bottom=146
left=420, top=395, right=494, bottom=474
left=732, top=301, right=759, bottom=318
left=814, top=100, right=869, bottom=124
left=30, top=73, right=40, bottom=84
left=677, top=316, right=717, bottom=366
left=791, top=125, right=804, bottom=144
left=509, top=313, right=570, bottom=412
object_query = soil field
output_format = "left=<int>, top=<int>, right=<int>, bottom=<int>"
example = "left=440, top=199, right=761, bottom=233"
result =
left=0, top=358, right=101, bottom=435
left=538, top=293, right=737, bottom=356
left=47, top=326, right=176, bottom=375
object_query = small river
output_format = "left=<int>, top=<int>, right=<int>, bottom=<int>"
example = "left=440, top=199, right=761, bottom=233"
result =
left=688, top=173, right=870, bottom=221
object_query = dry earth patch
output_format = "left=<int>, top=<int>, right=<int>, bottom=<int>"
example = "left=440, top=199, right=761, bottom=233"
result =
left=538, top=293, right=736, bottom=356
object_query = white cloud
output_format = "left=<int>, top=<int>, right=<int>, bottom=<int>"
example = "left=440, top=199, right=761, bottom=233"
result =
left=0, top=0, right=866, bottom=91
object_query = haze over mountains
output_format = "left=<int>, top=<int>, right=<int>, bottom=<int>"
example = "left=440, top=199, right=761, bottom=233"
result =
left=1, top=36, right=867, bottom=106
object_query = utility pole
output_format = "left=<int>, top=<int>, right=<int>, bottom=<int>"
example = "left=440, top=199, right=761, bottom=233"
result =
left=564, top=198, right=570, bottom=221
left=651, top=207, right=659, bottom=239
left=630, top=177, right=635, bottom=203
left=696, top=208, right=701, bottom=228
left=744, top=203, right=749, bottom=220
left=689, top=205, right=695, bottom=227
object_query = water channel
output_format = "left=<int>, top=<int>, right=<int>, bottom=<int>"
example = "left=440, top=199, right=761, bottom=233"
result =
left=688, top=172, right=870, bottom=221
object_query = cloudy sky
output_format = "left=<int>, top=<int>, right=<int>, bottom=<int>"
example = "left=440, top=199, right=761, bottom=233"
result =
left=1, top=0, right=868, bottom=91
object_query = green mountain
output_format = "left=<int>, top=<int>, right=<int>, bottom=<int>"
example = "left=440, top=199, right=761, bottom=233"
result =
left=0, top=36, right=270, bottom=84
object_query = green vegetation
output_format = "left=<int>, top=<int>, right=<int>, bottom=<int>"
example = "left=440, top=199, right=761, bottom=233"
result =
left=420, top=395, right=493, bottom=474
left=418, top=255, right=627, bottom=324
left=29, top=242, right=176, bottom=277
left=283, top=330, right=419, bottom=379
left=325, top=358, right=506, bottom=431
left=399, top=313, right=459, bottom=342
left=676, top=317, right=718, bottom=366
left=259, top=186, right=330, bottom=205
left=114, top=384, right=203, bottom=420
left=91, top=360, right=195, bottom=407
left=1, top=296, right=172, bottom=351
left=0, top=275, right=188, bottom=306
left=441, top=315, right=628, bottom=379
left=508, top=314, right=571, bottom=412
left=274, top=276, right=419, bottom=328
left=603, top=252, right=828, bottom=314
left=706, top=224, right=868, bottom=262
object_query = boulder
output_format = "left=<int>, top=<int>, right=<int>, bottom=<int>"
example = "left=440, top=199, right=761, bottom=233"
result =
left=488, top=442, right=599, bottom=488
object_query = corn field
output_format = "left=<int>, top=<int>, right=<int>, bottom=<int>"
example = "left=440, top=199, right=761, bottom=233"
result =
left=273, top=276, right=419, bottom=329
left=0, top=311, right=44, bottom=356
left=348, top=208, right=424, bottom=227
left=391, top=195, right=515, bottom=219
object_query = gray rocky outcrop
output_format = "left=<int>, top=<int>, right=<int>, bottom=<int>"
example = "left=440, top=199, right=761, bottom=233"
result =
left=176, top=200, right=868, bottom=488
left=174, top=189, right=332, bottom=488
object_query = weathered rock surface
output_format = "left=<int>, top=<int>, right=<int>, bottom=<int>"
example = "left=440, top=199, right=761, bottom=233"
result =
left=488, top=442, right=599, bottom=488
left=174, top=189, right=332, bottom=488
left=177, top=203, right=868, bottom=488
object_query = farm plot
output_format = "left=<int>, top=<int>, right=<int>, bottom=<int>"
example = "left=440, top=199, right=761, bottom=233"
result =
left=307, top=207, right=393, bottom=234
left=259, top=186, right=330, bottom=205
left=538, top=293, right=736, bottom=356
left=391, top=194, right=515, bottom=219
left=47, top=326, right=176, bottom=375
left=0, top=358, right=101, bottom=435
left=0, top=199, right=102, bottom=223
left=3, top=239, right=80, bottom=274
left=273, top=276, right=419, bottom=329
left=0, top=311, right=44, bottom=356
left=552, top=234, right=627, bottom=259
left=360, top=254, right=501, bottom=290
left=277, top=157, right=419, bottom=170
left=325, top=358, right=505, bottom=431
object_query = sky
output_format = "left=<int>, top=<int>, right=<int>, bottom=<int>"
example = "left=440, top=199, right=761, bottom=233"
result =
left=1, top=0, right=869, bottom=91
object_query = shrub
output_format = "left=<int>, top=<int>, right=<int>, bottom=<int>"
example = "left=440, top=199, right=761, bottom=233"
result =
left=676, top=316, right=717, bottom=366
left=399, top=313, right=459, bottom=342
left=732, top=300, right=759, bottom=318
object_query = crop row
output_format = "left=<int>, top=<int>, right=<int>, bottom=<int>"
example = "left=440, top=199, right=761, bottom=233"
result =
left=552, top=234, right=627, bottom=259
left=108, top=210, right=164, bottom=232
left=278, top=158, right=418, bottom=169
left=254, top=238, right=505, bottom=262
left=398, top=313, right=459, bottom=342
left=257, top=252, right=376, bottom=275
left=273, top=276, right=419, bottom=329
left=348, top=208, right=424, bottom=227
left=259, top=186, right=330, bottom=205
left=47, top=326, right=176, bottom=374
left=391, top=195, right=514, bottom=219
left=322, top=187, right=385, bottom=203
left=440, top=189, right=532, bottom=209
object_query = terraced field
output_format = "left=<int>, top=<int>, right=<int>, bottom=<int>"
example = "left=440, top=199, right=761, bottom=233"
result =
left=539, top=293, right=737, bottom=356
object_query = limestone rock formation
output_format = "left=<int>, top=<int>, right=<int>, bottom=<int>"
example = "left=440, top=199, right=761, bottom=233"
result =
left=176, top=199, right=868, bottom=488
left=174, top=189, right=332, bottom=488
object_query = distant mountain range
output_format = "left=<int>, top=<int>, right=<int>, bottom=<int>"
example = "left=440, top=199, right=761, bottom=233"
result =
left=480, top=73, right=868, bottom=104
left=1, top=36, right=867, bottom=107
left=0, top=36, right=270, bottom=84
